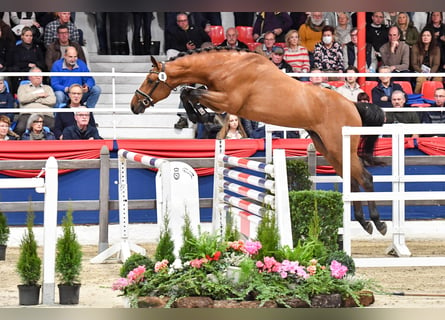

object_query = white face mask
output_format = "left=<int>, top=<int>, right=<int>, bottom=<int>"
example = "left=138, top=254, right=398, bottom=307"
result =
left=322, top=36, right=332, bottom=45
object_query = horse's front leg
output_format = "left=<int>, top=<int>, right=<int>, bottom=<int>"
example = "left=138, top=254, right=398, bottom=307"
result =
left=189, top=89, right=236, bottom=114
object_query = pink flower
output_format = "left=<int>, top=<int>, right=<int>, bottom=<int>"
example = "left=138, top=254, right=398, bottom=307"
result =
left=330, top=260, right=348, bottom=279
left=244, top=240, right=262, bottom=255
left=112, top=277, right=129, bottom=291
left=154, top=259, right=169, bottom=273
left=307, top=265, right=317, bottom=276
left=228, top=240, right=245, bottom=251
left=190, top=258, right=204, bottom=269
left=127, top=265, right=146, bottom=282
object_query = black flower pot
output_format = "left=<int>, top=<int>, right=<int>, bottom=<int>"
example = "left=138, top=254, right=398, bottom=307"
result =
left=18, top=284, right=41, bottom=305
left=58, top=284, right=81, bottom=304
left=0, top=244, right=6, bottom=260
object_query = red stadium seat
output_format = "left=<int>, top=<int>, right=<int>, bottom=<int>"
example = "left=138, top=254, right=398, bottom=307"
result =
left=235, top=26, right=254, bottom=44
left=421, top=80, right=444, bottom=101
left=247, top=42, right=261, bottom=51
left=327, top=81, right=345, bottom=88
left=393, top=81, right=413, bottom=94
left=274, top=42, right=286, bottom=48
left=361, top=80, right=378, bottom=103
left=208, top=25, right=225, bottom=45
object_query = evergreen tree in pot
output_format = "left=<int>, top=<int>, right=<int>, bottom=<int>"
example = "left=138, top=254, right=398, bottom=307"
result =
left=0, top=211, right=10, bottom=260
left=16, top=212, right=42, bottom=305
left=55, top=210, right=83, bottom=304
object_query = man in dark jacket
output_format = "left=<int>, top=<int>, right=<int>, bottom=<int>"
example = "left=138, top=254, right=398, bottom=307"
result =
left=62, top=107, right=102, bottom=140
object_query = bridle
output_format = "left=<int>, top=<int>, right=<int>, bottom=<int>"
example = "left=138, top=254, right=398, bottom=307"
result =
left=134, top=61, right=176, bottom=107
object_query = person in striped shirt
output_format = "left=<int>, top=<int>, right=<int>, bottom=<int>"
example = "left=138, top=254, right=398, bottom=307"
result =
left=283, top=29, right=310, bottom=81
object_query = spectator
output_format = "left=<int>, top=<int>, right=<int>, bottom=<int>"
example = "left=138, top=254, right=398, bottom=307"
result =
left=410, top=27, right=442, bottom=93
left=385, top=90, right=419, bottom=138
left=343, top=27, right=378, bottom=73
left=35, top=12, right=57, bottom=30
left=283, top=29, right=310, bottom=76
left=216, top=113, right=248, bottom=139
left=53, top=83, right=97, bottom=140
left=50, top=46, right=101, bottom=108
left=298, top=12, right=324, bottom=63
left=420, top=88, right=445, bottom=126
left=0, top=76, right=14, bottom=121
left=254, top=31, right=275, bottom=58
left=395, top=12, right=419, bottom=48
left=218, top=27, right=248, bottom=49
left=21, top=113, right=56, bottom=140
left=234, top=12, right=255, bottom=27
left=336, top=66, right=364, bottom=101
left=289, top=12, right=308, bottom=31
left=371, top=65, right=404, bottom=108
left=269, top=46, right=293, bottom=73
left=309, top=68, right=336, bottom=89
left=357, top=92, right=371, bottom=103
left=93, top=12, right=108, bottom=55
left=366, top=12, right=389, bottom=53
left=426, top=12, right=445, bottom=70
left=253, top=12, right=292, bottom=43
left=0, top=27, right=10, bottom=72
left=0, top=114, right=19, bottom=140
left=165, top=12, right=210, bottom=59
left=6, top=26, right=46, bottom=94
left=45, top=24, right=86, bottom=71
left=62, top=107, right=102, bottom=140
left=9, top=12, right=43, bottom=46
left=132, top=12, right=153, bottom=55
left=0, top=18, right=16, bottom=47
left=15, top=66, right=56, bottom=136
left=379, top=26, right=410, bottom=73
left=334, top=12, right=352, bottom=47
left=109, top=13, right=129, bottom=55
left=43, top=12, right=80, bottom=47
left=313, top=25, right=344, bottom=72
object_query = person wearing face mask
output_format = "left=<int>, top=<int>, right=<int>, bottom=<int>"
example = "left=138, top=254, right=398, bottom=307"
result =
left=313, top=25, right=344, bottom=72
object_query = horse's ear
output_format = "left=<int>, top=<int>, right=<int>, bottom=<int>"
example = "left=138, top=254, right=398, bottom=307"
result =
left=150, top=56, right=160, bottom=70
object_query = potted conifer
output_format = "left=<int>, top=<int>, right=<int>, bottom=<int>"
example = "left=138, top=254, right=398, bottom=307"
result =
left=55, top=210, right=83, bottom=304
left=0, top=211, right=10, bottom=260
left=16, top=212, right=41, bottom=305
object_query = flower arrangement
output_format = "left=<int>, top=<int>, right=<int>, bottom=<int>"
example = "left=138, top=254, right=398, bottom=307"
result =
left=112, top=234, right=377, bottom=308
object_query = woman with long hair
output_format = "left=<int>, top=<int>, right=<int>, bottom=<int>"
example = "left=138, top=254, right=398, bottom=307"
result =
left=0, top=115, right=19, bottom=140
left=216, top=114, right=248, bottom=139
left=395, top=12, right=419, bottom=47
left=410, top=27, right=442, bottom=93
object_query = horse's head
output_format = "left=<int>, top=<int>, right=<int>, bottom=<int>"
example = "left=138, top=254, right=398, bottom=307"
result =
left=131, top=56, right=174, bottom=114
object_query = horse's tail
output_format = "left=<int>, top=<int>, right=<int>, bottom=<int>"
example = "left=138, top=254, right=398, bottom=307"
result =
left=354, top=102, right=386, bottom=166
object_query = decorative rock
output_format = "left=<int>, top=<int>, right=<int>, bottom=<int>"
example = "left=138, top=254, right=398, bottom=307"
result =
left=238, top=300, right=278, bottom=308
left=310, top=293, right=342, bottom=308
left=137, top=296, right=170, bottom=308
left=280, top=297, right=310, bottom=308
left=342, top=291, right=375, bottom=307
left=173, top=296, right=214, bottom=308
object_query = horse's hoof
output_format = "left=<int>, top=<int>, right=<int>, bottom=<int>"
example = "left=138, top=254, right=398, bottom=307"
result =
left=363, top=221, right=373, bottom=234
left=375, top=221, right=387, bottom=236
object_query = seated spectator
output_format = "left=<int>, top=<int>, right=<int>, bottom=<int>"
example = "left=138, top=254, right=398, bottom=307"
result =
left=6, top=26, right=46, bottom=94
left=165, top=12, right=211, bottom=59
left=10, top=12, right=44, bottom=46
left=254, top=31, right=275, bottom=58
left=43, top=12, right=80, bottom=47
left=62, top=107, right=102, bottom=140
left=410, top=27, right=442, bottom=93
left=385, top=90, right=419, bottom=138
left=283, top=29, right=310, bottom=77
left=53, top=83, right=97, bottom=139
left=334, top=12, right=352, bottom=47
left=45, top=24, right=86, bottom=70
left=357, top=92, right=371, bottom=103
left=395, top=12, right=419, bottom=48
left=336, top=66, right=364, bottom=101
left=269, top=46, right=293, bottom=73
left=15, top=67, right=56, bottom=136
left=309, top=68, right=336, bottom=90
left=371, top=65, right=404, bottom=108
left=379, top=26, right=410, bottom=73
left=0, top=18, right=17, bottom=48
left=420, top=88, right=445, bottom=125
left=218, top=27, right=248, bottom=49
left=0, top=114, right=20, bottom=140
left=343, top=28, right=378, bottom=73
left=253, top=12, right=292, bottom=43
left=0, top=27, right=11, bottom=72
left=298, top=12, right=325, bottom=65
left=50, top=46, right=101, bottom=108
left=426, top=12, right=445, bottom=71
left=313, top=25, right=344, bottom=72
left=21, top=113, right=56, bottom=140
left=216, top=113, right=248, bottom=139
left=366, top=12, right=389, bottom=53
left=0, top=76, right=14, bottom=122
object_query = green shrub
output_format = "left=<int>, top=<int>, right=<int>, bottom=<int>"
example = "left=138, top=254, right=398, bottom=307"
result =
left=16, top=212, right=41, bottom=286
left=55, top=210, right=83, bottom=285
left=179, top=213, right=198, bottom=261
left=120, top=253, right=154, bottom=277
left=286, top=159, right=312, bottom=191
left=255, top=210, right=280, bottom=260
left=289, top=190, right=343, bottom=252
left=154, top=213, right=175, bottom=263
left=0, top=211, right=10, bottom=245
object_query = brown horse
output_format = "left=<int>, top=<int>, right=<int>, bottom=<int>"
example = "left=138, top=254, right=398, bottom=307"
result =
left=130, top=47, right=387, bottom=236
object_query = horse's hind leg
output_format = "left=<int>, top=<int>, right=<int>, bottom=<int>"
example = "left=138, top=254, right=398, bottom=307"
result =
left=361, top=168, right=387, bottom=235
left=351, top=178, right=373, bottom=234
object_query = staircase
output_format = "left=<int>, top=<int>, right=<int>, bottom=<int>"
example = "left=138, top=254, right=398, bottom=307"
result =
left=88, top=54, right=195, bottom=139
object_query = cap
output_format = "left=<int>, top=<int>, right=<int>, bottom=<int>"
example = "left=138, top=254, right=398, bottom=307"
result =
left=271, top=46, right=284, bottom=55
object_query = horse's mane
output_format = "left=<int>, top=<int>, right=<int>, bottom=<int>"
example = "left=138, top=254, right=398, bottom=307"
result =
left=167, top=46, right=259, bottom=62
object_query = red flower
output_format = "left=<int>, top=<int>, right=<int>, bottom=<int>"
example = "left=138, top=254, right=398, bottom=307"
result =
left=206, top=251, right=221, bottom=261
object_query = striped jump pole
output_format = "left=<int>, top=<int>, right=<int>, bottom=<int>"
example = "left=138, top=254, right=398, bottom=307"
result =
left=212, top=140, right=293, bottom=247
left=91, top=149, right=200, bottom=263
